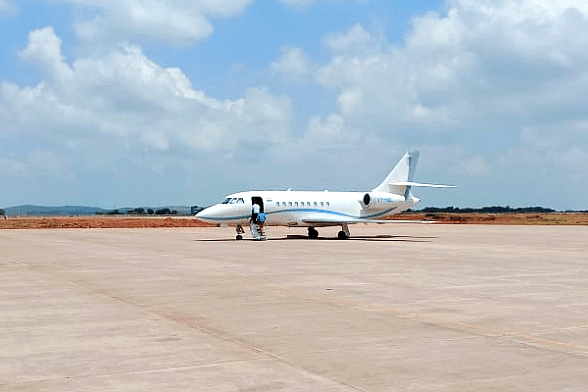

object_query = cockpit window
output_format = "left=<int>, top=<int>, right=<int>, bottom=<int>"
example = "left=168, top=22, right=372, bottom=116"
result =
left=236, top=198, right=244, bottom=204
left=221, top=198, right=231, bottom=204
left=229, top=198, right=237, bottom=204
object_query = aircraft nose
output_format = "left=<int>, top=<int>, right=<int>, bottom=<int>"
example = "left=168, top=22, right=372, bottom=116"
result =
left=195, top=204, right=224, bottom=222
left=195, top=207, right=213, bottom=221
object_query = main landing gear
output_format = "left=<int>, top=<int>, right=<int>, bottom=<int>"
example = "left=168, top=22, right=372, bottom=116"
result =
left=308, top=227, right=319, bottom=239
left=235, top=225, right=245, bottom=240
left=307, top=225, right=350, bottom=240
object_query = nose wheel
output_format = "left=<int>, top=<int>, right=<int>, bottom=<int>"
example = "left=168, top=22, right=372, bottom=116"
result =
left=235, top=225, right=245, bottom=240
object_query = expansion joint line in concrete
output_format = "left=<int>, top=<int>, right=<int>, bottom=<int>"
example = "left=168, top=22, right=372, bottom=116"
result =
left=65, top=280, right=368, bottom=392
left=0, top=360, right=275, bottom=387
left=276, top=287, right=588, bottom=360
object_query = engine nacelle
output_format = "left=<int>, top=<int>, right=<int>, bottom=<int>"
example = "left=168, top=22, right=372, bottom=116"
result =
left=362, top=192, right=400, bottom=209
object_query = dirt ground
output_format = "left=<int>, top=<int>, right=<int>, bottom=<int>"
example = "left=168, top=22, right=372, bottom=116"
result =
left=1, top=212, right=588, bottom=229
left=0, top=216, right=215, bottom=229
left=396, top=212, right=588, bottom=225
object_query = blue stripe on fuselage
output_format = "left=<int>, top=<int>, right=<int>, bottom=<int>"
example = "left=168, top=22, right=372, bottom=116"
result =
left=198, top=207, right=398, bottom=222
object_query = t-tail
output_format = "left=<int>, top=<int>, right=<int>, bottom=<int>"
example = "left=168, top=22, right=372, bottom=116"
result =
left=372, top=150, right=455, bottom=200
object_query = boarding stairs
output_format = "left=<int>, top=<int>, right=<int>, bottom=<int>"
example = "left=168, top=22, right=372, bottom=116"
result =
left=249, top=220, right=267, bottom=241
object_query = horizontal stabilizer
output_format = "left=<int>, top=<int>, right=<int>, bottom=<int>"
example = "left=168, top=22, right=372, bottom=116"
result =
left=391, top=181, right=456, bottom=188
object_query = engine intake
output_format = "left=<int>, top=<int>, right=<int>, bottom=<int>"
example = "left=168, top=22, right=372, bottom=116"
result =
left=363, top=193, right=371, bottom=206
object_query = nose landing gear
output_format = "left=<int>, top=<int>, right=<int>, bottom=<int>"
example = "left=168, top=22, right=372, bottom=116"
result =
left=235, top=225, right=245, bottom=240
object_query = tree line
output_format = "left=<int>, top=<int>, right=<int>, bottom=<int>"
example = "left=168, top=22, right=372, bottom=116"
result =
left=411, top=206, right=557, bottom=214
left=96, top=206, right=204, bottom=216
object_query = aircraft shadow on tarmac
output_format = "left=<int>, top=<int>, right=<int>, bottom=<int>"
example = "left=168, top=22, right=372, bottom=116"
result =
left=196, top=235, right=435, bottom=242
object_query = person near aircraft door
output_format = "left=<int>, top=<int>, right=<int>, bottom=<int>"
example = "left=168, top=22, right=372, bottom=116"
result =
left=252, top=203, right=260, bottom=223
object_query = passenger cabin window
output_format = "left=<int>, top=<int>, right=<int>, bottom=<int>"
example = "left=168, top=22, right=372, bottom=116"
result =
left=288, top=202, right=292, bottom=207
left=307, top=202, right=311, bottom=207
left=282, top=202, right=286, bottom=207
left=314, top=202, right=317, bottom=207
left=320, top=202, right=324, bottom=207
left=295, top=202, right=298, bottom=207
left=276, top=202, right=280, bottom=207
left=326, top=202, right=330, bottom=207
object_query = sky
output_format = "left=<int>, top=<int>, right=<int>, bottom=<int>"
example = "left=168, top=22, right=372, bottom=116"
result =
left=1, top=0, right=588, bottom=210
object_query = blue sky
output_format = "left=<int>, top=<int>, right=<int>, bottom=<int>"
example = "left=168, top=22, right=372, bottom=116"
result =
left=1, top=0, right=588, bottom=210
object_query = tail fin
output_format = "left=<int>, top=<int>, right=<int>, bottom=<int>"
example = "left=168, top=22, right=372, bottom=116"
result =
left=372, top=150, right=420, bottom=196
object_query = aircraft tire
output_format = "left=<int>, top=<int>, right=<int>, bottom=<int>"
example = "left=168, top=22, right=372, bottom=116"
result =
left=236, top=234, right=243, bottom=241
left=308, top=228, right=319, bottom=239
left=337, top=230, right=348, bottom=240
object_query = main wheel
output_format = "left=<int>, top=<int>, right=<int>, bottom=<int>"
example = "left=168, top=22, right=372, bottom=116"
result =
left=236, top=234, right=243, bottom=240
left=337, top=230, right=348, bottom=240
left=308, top=228, right=319, bottom=239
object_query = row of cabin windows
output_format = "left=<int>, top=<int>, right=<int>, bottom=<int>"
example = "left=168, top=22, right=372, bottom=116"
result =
left=275, top=201, right=330, bottom=208
left=221, top=198, right=331, bottom=209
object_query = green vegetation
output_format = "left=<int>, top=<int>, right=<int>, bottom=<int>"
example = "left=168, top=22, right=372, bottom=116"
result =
left=415, top=206, right=557, bottom=214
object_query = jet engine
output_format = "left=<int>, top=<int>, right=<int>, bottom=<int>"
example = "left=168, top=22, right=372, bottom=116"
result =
left=362, top=192, right=400, bottom=209
left=362, top=193, right=373, bottom=207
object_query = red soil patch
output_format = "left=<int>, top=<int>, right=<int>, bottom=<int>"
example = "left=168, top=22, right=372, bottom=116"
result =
left=0, top=216, right=215, bottom=229
left=2, top=213, right=588, bottom=229
left=390, top=212, right=588, bottom=225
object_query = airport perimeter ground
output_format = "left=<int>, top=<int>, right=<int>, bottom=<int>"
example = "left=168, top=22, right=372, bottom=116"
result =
left=1, top=224, right=588, bottom=391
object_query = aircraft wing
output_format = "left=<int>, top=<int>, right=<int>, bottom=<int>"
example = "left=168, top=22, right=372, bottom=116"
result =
left=301, top=214, right=432, bottom=225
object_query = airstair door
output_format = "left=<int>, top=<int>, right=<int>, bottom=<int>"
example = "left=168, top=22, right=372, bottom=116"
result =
left=250, top=196, right=266, bottom=240
left=251, top=196, right=264, bottom=212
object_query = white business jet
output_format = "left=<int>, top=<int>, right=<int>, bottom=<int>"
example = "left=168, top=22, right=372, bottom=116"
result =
left=195, top=150, right=454, bottom=240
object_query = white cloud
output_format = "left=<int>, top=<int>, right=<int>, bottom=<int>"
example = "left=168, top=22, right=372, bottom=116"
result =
left=278, top=0, right=316, bottom=10
left=337, top=88, right=363, bottom=115
left=302, top=0, right=588, bottom=170
left=0, top=150, right=72, bottom=179
left=461, top=156, right=491, bottom=177
left=324, top=23, right=383, bottom=56
left=303, top=114, right=359, bottom=148
left=305, top=114, right=345, bottom=142
left=50, top=0, right=255, bottom=44
left=271, top=47, right=312, bottom=81
left=499, top=124, right=588, bottom=181
left=2, top=27, right=293, bottom=161
left=0, top=0, right=17, bottom=15
left=0, top=156, right=28, bottom=176
left=278, top=0, right=367, bottom=11
left=27, top=149, right=73, bottom=180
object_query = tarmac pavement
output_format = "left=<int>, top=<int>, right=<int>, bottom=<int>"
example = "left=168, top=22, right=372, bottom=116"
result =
left=1, top=224, right=587, bottom=391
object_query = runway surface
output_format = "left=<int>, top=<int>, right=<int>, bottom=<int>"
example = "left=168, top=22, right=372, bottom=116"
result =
left=1, top=224, right=587, bottom=391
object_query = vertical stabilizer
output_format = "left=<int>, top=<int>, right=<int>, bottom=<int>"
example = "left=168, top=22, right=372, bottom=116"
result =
left=372, top=150, right=420, bottom=196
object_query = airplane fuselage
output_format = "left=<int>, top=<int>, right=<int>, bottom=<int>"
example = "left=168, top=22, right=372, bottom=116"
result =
left=196, top=190, right=418, bottom=227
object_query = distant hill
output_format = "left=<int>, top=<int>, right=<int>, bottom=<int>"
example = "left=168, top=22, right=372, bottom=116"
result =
left=2, top=205, right=202, bottom=216
left=4, top=205, right=106, bottom=216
